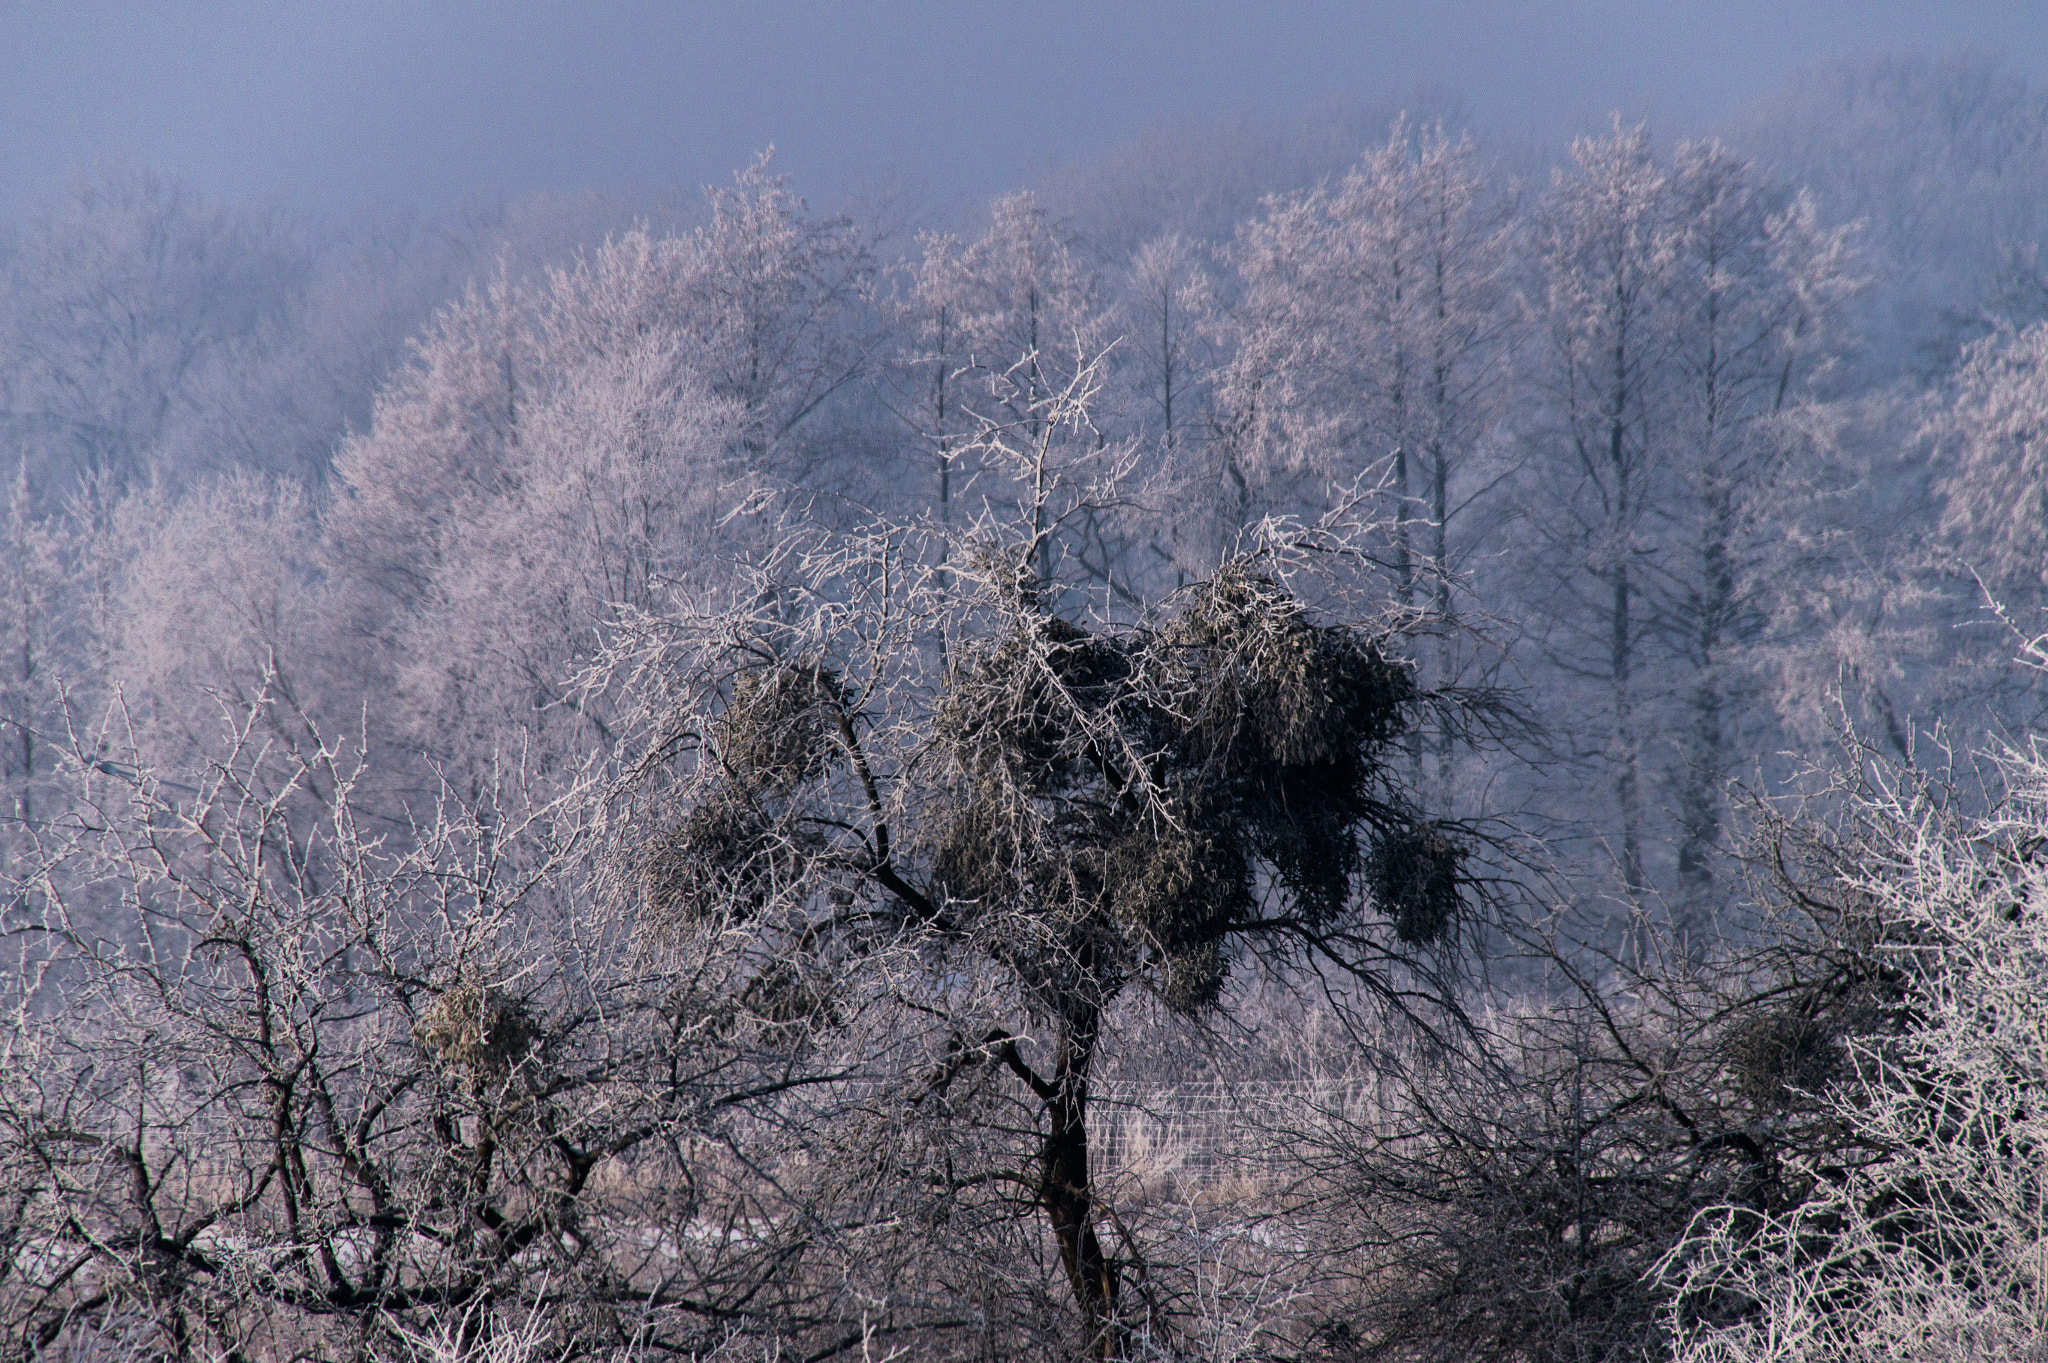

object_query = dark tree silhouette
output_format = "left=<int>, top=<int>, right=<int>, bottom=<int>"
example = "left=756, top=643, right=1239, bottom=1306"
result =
left=614, top=350, right=1509, bottom=1357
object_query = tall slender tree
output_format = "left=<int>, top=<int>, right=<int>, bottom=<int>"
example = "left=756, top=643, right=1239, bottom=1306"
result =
left=1222, top=122, right=1511, bottom=795
left=1656, top=144, right=1855, bottom=907
left=1523, top=121, right=1673, bottom=899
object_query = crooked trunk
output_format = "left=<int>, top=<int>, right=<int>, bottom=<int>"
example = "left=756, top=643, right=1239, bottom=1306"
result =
left=1042, top=1000, right=1120, bottom=1357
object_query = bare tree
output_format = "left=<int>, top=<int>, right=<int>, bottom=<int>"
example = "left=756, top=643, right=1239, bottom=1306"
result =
left=1654, top=144, right=1857, bottom=917
left=1666, top=717, right=2048, bottom=1363
left=1520, top=120, right=1674, bottom=902
left=594, top=347, right=1506, bottom=1358
left=1272, top=774, right=1923, bottom=1363
left=0, top=168, right=305, bottom=505
left=0, top=678, right=892, bottom=1361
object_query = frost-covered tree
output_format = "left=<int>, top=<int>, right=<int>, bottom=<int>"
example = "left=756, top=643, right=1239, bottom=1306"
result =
left=329, top=236, right=741, bottom=787
left=1106, top=233, right=1223, bottom=589
left=953, top=191, right=1112, bottom=429
left=601, top=351, right=1501, bottom=1358
left=1666, top=716, right=2048, bottom=1363
left=933, top=192, right=1120, bottom=591
left=1221, top=121, right=1510, bottom=621
left=1654, top=144, right=1857, bottom=907
left=1514, top=125, right=1853, bottom=913
left=1398, top=127, right=1514, bottom=617
left=891, top=229, right=973, bottom=543
left=1119, top=233, right=1219, bottom=458
left=1726, top=51, right=2048, bottom=383
left=1222, top=137, right=1400, bottom=511
left=67, top=158, right=877, bottom=813
left=0, top=472, right=67, bottom=838
left=152, top=213, right=487, bottom=488
left=1788, top=316, right=2048, bottom=763
left=1032, top=89, right=1471, bottom=263
left=0, top=169, right=305, bottom=503
left=103, top=475, right=334, bottom=778
left=0, top=677, right=892, bottom=1362
left=1518, top=120, right=1674, bottom=899
left=1934, top=319, right=2048, bottom=602
left=670, top=153, right=876, bottom=477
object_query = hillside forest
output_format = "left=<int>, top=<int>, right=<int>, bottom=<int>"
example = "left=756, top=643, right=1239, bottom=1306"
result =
left=8, top=51, right=2048, bottom=1363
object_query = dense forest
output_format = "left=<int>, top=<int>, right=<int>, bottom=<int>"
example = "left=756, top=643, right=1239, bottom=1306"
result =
left=6, top=50, right=2048, bottom=1362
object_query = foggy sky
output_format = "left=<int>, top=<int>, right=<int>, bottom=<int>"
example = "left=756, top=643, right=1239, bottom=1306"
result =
left=5, top=0, right=2045, bottom=220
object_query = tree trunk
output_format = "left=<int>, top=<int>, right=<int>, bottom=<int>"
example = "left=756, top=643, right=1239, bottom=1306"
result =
left=1612, top=561, right=1644, bottom=897
left=1676, top=483, right=1735, bottom=919
left=1042, top=1000, right=1120, bottom=1358
left=1608, top=347, right=1646, bottom=900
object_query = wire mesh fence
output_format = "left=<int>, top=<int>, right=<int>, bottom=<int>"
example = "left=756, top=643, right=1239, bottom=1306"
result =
left=1089, top=1077, right=1395, bottom=1197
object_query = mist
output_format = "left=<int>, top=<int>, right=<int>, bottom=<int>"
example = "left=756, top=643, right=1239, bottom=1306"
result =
left=9, top=0, right=2046, bottom=218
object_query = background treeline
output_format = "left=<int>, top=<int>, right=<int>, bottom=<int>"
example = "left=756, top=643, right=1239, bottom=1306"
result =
left=5, top=49, right=2048, bottom=1362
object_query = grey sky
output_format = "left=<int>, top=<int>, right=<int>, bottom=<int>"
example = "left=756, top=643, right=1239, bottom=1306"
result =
left=4, top=1, right=2044, bottom=220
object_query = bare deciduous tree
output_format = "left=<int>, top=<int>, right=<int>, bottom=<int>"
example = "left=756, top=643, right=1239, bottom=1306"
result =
left=0, top=681, right=894, bottom=1361
left=1665, top=718, right=2048, bottom=1363
left=594, top=347, right=1509, bottom=1358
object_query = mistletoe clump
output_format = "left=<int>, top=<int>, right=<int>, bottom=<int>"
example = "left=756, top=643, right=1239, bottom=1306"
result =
left=928, top=559, right=1461, bottom=1015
